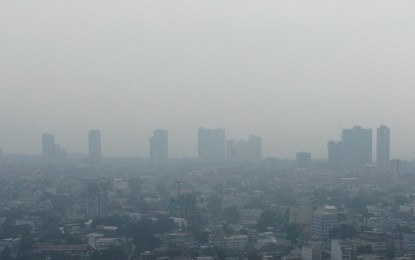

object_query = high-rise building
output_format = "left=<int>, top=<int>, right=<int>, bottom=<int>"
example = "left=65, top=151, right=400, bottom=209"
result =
left=341, top=126, right=372, bottom=169
left=376, top=125, right=390, bottom=169
left=198, top=128, right=225, bottom=162
left=149, top=129, right=168, bottom=163
left=86, top=180, right=108, bottom=219
left=42, top=133, right=55, bottom=159
left=42, top=133, right=66, bottom=160
left=88, top=130, right=102, bottom=161
left=226, top=135, right=262, bottom=162
left=312, top=206, right=337, bottom=240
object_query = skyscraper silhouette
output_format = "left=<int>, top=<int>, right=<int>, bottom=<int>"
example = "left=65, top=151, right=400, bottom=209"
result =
left=88, top=130, right=102, bottom=161
left=149, top=129, right=168, bottom=163
left=42, top=133, right=66, bottom=160
left=226, top=135, right=262, bottom=162
left=42, top=133, right=55, bottom=159
left=376, top=125, right=390, bottom=170
left=198, top=127, right=225, bottom=162
left=341, top=126, right=372, bottom=169
left=328, top=126, right=372, bottom=171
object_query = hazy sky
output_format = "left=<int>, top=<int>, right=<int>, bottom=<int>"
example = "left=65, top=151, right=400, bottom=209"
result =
left=1, top=0, right=415, bottom=159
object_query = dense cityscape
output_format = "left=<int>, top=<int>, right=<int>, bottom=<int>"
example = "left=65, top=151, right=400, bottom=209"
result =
left=2, top=125, right=415, bottom=260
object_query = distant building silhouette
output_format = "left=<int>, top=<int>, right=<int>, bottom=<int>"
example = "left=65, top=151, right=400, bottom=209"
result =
left=376, top=125, right=390, bottom=170
left=42, top=133, right=55, bottom=159
left=328, top=126, right=372, bottom=171
left=86, top=180, right=108, bottom=219
left=88, top=130, right=102, bottom=161
left=149, top=129, right=168, bottom=163
left=198, top=128, right=225, bottom=162
left=296, top=152, right=311, bottom=168
left=342, top=126, right=372, bottom=169
left=227, top=135, right=262, bottom=162
left=42, top=133, right=66, bottom=160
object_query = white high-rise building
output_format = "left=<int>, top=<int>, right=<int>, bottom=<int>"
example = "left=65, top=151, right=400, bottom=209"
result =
left=312, top=206, right=337, bottom=240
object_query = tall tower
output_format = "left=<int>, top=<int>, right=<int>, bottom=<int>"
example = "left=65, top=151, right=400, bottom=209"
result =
left=376, top=125, right=390, bottom=169
left=149, top=129, right=168, bottom=163
left=341, top=126, right=372, bottom=169
left=42, top=133, right=55, bottom=159
left=198, top=128, right=225, bottom=162
left=88, top=130, right=102, bottom=161
left=86, top=180, right=108, bottom=219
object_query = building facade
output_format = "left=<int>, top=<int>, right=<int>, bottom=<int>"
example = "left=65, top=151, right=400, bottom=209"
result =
left=312, top=206, right=338, bottom=240
left=86, top=180, right=108, bottom=219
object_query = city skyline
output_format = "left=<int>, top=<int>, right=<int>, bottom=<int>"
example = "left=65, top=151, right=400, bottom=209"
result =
left=2, top=1, right=415, bottom=259
left=21, top=124, right=396, bottom=161
left=2, top=1, right=415, bottom=159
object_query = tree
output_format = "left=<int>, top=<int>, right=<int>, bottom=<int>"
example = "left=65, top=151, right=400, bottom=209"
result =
left=0, top=247, right=13, bottom=260
left=190, top=226, right=209, bottom=243
left=207, top=194, right=222, bottom=216
left=330, top=224, right=357, bottom=240
left=153, top=215, right=175, bottom=234
left=257, top=210, right=283, bottom=231
left=283, top=223, right=302, bottom=244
